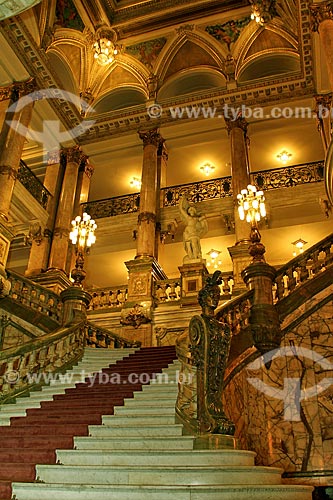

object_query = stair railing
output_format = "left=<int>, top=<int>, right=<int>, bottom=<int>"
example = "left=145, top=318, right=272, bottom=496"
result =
left=0, top=321, right=86, bottom=403
left=6, top=270, right=63, bottom=322
left=85, top=321, right=141, bottom=348
left=274, top=233, right=333, bottom=302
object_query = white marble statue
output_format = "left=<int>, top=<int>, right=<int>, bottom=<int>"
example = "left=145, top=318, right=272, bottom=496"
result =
left=179, top=196, right=208, bottom=263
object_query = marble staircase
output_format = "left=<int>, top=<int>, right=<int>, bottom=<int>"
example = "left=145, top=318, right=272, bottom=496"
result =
left=8, top=349, right=313, bottom=500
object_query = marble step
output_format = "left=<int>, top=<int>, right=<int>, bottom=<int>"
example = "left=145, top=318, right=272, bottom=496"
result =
left=122, top=398, right=176, bottom=407
left=35, top=463, right=284, bottom=486
left=10, top=483, right=314, bottom=500
left=74, top=435, right=195, bottom=450
left=101, top=414, right=176, bottom=425
left=88, top=423, right=184, bottom=437
left=113, top=405, right=175, bottom=415
left=56, top=449, right=256, bottom=467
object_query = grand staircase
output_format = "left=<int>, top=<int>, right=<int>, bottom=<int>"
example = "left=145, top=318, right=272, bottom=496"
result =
left=0, top=345, right=313, bottom=500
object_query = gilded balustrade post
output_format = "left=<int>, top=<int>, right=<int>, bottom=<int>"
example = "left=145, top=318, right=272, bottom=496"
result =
left=241, top=261, right=281, bottom=354
left=225, top=115, right=253, bottom=293
left=176, top=271, right=236, bottom=444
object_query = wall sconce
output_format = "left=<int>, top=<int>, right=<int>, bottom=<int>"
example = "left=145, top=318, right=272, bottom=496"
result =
left=93, top=27, right=118, bottom=66
left=277, top=150, right=292, bottom=164
left=200, top=162, right=215, bottom=176
left=206, top=249, right=222, bottom=269
left=130, top=177, right=141, bottom=190
left=292, top=238, right=307, bottom=257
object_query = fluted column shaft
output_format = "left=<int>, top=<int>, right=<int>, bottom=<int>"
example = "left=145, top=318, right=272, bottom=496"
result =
left=136, top=129, right=163, bottom=259
left=49, top=146, right=84, bottom=271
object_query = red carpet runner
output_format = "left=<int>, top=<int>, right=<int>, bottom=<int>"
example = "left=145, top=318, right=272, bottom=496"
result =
left=0, top=346, right=177, bottom=499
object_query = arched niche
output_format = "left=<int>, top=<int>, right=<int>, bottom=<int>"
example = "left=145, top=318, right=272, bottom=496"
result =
left=93, top=86, right=147, bottom=113
left=48, top=50, right=78, bottom=94
left=158, top=67, right=226, bottom=100
left=238, top=52, right=300, bottom=83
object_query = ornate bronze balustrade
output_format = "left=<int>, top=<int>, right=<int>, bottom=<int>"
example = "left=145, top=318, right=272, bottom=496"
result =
left=7, top=270, right=63, bottom=322
left=85, top=322, right=141, bottom=348
left=274, top=233, right=333, bottom=302
left=89, top=286, right=128, bottom=310
left=83, top=193, right=140, bottom=219
left=83, top=161, right=324, bottom=218
left=17, top=160, right=50, bottom=209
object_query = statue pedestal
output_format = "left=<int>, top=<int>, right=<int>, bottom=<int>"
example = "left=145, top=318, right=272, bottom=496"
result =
left=121, top=257, right=167, bottom=346
left=179, top=261, right=208, bottom=307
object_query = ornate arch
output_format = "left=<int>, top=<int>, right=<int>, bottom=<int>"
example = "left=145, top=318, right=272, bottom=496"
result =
left=156, top=29, right=226, bottom=85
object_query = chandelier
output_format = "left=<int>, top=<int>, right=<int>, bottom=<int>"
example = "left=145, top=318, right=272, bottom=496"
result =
left=237, top=185, right=266, bottom=224
left=69, top=212, right=97, bottom=286
left=93, top=27, right=118, bottom=66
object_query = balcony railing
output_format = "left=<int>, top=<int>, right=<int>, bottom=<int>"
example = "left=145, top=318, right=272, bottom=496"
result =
left=17, top=160, right=51, bottom=209
left=83, top=161, right=324, bottom=219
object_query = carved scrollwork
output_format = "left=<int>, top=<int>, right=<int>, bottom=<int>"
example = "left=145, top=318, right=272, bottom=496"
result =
left=120, top=304, right=151, bottom=328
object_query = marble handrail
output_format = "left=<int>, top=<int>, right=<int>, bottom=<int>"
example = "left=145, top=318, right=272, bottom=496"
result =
left=0, top=321, right=86, bottom=402
left=85, top=322, right=141, bottom=348
left=6, top=270, right=63, bottom=322
left=88, top=286, right=128, bottom=310
left=274, top=233, right=333, bottom=302
left=154, top=278, right=181, bottom=302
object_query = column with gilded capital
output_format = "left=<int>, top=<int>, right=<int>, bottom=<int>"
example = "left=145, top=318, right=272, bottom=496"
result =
left=0, top=80, right=35, bottom=279
left=48, top=146, right=84, bottom=273
left=136, top=128, right=163, bottom=258
left=311, top=2, right=333, bottom=90
left=225, top=115, right=253, bottom=293
left=25, top=151, right=64, bottom=276
left=122, top=128, right=167, bottom=347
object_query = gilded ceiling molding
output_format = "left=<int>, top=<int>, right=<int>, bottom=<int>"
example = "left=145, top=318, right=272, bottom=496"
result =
left=310, top=2, right=333, bottom=32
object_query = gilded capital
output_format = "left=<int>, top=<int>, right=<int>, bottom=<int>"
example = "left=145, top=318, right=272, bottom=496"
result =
left=310, top=2, right=333, bottom=32
left=138, top=128, right=163, bottom=147
left=80, top=158, right=94, bottom=178
left=63, top=145, right=84, bottom=165
left=224, top=115, right=248, bottom=135
left=315, top=93, right=333, bottom=111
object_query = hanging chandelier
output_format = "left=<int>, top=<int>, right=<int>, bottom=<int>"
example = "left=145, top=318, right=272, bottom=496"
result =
left=93, top=27, right=118, bottom=66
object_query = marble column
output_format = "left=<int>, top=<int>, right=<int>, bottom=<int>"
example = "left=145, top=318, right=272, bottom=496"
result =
left=67, top=156, right=94, bottom=275
left=25, top=151, right=64, bottom=276
left=155, top=140, right=168, bottom=258
left=121, top=128, right=167, bottom=347
left=225, top=115, right=252, bottom=293
left=135, top=128, right=164, bottom=259
left=0, top=79, right=35, bottom=279
left=314, top=93, right=332, bottom=152
left=48, top=146, right=84, bottom=273
left=311, top=2, right=333, bottom=90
